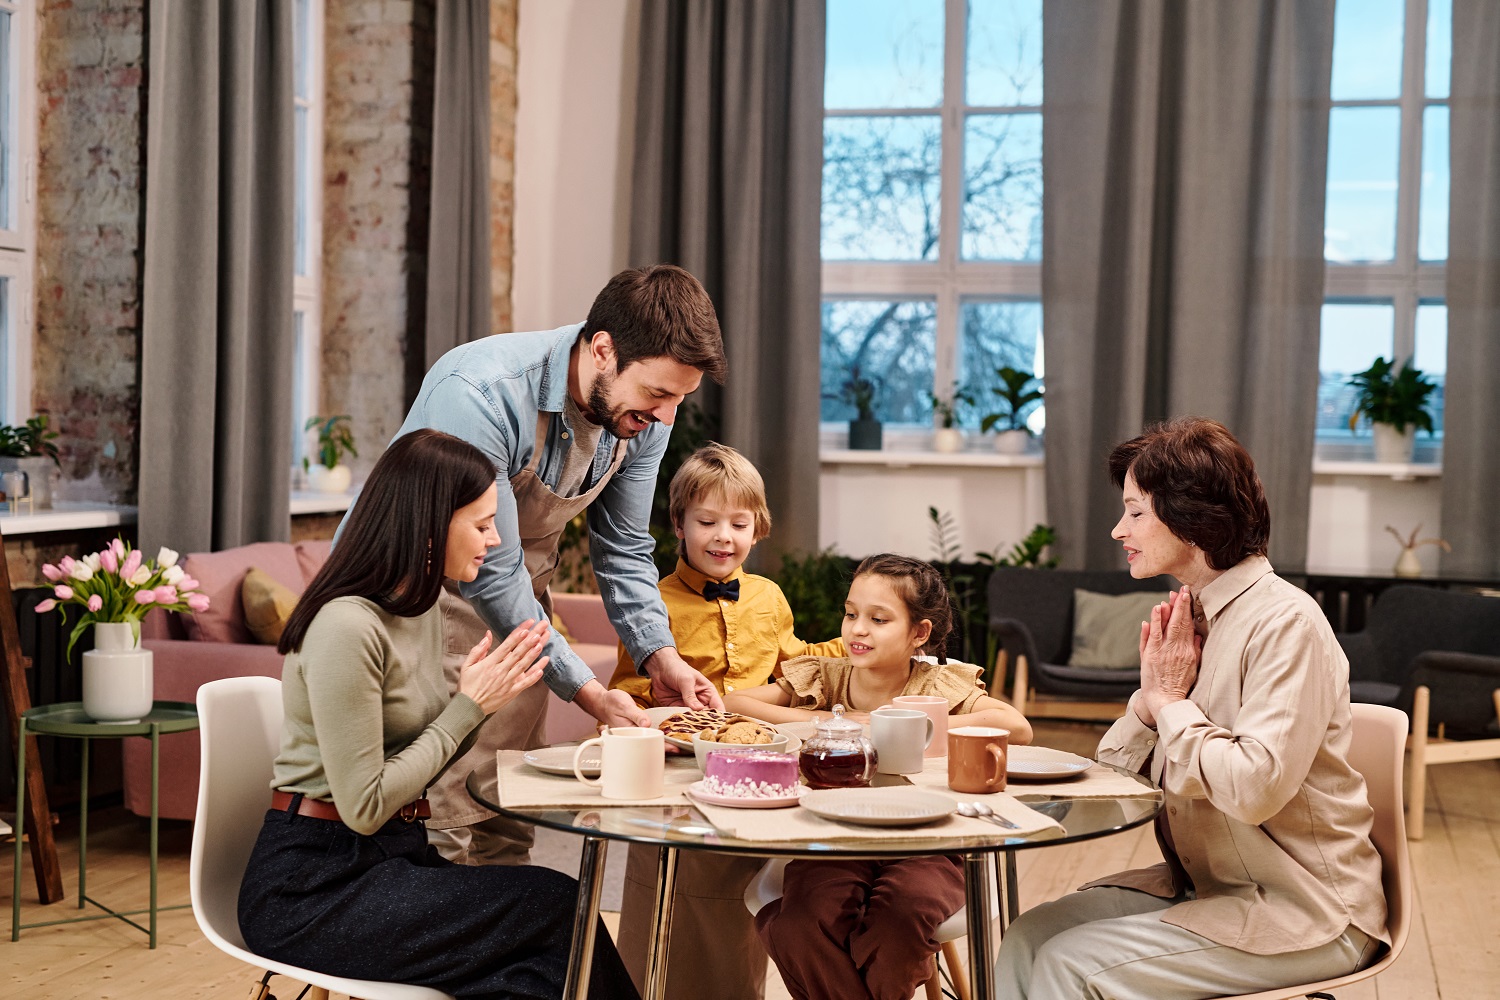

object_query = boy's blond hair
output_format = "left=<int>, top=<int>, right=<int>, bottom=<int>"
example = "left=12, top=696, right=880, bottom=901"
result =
left=668, top=442, right=772, bottom=541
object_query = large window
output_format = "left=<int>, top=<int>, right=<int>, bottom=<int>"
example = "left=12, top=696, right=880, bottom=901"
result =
left=1319, top=0, right=1448, bottom=460
left=291, top=0, right=324, bottom=472
left=820, top=0, right=1043, bottom=438
left=0, top=0, right=35, bottom=424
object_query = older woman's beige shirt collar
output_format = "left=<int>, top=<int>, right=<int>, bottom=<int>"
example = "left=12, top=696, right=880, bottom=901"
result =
left=1196, top=553, right=1273, bottom=624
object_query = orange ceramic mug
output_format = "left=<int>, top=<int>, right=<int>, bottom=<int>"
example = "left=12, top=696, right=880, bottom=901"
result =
left=947, top=726, right=1009, bottom=794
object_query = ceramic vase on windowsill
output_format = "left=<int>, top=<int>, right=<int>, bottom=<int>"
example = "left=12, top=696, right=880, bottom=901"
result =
left=82, top=622, right=153, bottom=723
left=1371, top=423, right=1416, bottom=464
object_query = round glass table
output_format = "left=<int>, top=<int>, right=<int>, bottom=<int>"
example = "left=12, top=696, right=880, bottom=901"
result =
left=467, top=757, right=1161, bottom=1000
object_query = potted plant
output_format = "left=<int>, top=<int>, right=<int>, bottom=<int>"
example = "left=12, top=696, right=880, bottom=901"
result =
left=303, top=414, right=358, bottom=493
left=829, top=367, right=883, bottom=451
left=36, top=538, right=210, bottom=721
left=0, top=414, right=61, bottom=508
left=929, top=385, right=975, bottom=454
left=1346, top=357, right=1437, bottom=464
left=980, top=367, right=1043, bottom=455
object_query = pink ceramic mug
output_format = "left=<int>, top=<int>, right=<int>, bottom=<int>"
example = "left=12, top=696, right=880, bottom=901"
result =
left=890, top=695, right=948, bottom=757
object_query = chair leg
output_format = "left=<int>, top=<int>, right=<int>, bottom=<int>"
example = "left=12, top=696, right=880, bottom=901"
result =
left=1011, top=655, right=1030, bottom=717
left=245, top=981, right=271, bottom=1000
left=305, top=988, right=330, bottom=1000
left=1408, top=685, right=1429, bottom=841
left=922, top=954, right=943, bottom=1000
left=941, top=940, right=971, bottom=1000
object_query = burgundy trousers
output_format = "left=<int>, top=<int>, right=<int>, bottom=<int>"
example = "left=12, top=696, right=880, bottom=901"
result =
left=755, top=855, right=966, bottom=1000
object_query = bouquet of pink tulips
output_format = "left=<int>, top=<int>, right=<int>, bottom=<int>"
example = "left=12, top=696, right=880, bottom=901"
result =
left=35, top=537, right=211, bottom=657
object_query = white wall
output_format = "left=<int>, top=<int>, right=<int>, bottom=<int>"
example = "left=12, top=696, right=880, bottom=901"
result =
left=1307, top=473, right=1444, bottom=575
left=512, top=0, right=640, bottom=331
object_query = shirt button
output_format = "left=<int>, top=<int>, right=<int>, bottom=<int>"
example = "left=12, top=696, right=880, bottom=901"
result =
left=725, top=684, right=734, bottom=692
left=561, top=431, right=570, bottom=439
left=726, top=642, right=735, bottom=651
left=1180, top=856, right=1190, bottom=865
left=1169, top=806, right=1178, bottom=816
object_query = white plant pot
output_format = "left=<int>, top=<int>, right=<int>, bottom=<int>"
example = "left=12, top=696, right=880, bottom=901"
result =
left=1372, top=424, right=1415, bottom=464
left=1393, top=547, right=1424, bottom=578
left=933, top=428, right=964, bottom=453
left=82, top=622, right=153, bottom=723
left=993, top=429, right=1031, bottom=455
left=308, top=463, right=352, bottom=493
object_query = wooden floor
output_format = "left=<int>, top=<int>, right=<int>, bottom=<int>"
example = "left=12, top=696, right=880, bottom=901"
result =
left=4, top=720, right=1496, bottom=999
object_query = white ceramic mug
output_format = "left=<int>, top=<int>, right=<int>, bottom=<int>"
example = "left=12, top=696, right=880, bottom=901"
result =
left=871, top=707, right=935, bottom=774
left=573, top=727, right=665, bottom=799
left=891, top=695, right=949, bottom=757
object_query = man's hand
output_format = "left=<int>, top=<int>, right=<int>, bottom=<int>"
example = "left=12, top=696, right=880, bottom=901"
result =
left=642, top=646, right=723, bottom=710
left=572, top=679, right=650, bottom=729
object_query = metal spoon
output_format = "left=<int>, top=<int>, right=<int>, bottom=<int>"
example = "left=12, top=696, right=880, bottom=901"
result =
left=957, top=801, right=1020, bottom=830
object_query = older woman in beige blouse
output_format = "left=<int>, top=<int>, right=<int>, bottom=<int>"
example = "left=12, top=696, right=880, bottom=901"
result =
left=995, top=418, right=1389, bottom=999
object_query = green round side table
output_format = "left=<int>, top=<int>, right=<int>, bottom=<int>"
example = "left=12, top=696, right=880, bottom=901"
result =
left=12, top=701, right=199, bottom=948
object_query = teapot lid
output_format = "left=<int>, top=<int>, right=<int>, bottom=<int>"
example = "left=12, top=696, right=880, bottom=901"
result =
left=814, top=703, right=864, bottom=737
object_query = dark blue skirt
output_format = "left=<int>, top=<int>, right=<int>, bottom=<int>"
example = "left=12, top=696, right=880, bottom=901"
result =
left=237, top=803, right=638, bottom=1000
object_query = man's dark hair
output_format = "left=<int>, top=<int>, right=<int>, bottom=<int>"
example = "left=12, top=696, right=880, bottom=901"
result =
left=584, top=264, right=727, bottom=384
left=1108, top=417, right=1270, bottom=571
left=279, top=430, right=497, bottom=653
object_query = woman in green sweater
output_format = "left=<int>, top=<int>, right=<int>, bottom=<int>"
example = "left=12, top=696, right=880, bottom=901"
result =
left=237, top=429, right=639, bottom=999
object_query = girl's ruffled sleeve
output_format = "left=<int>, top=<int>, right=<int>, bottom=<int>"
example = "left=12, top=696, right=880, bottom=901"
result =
left=776, top=655, right=832, bottom=710
left=926, top=661, right=988, bottom=715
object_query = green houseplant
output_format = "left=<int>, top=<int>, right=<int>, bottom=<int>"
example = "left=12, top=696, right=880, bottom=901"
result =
left=1346, top=357, right=1436, bottom=464
left=0, top=414, right=62, bottom=508
left=829, top=367, right=883, bottom=451
left=302, top=414, right=358, bottom=493
left=980, top=367, right=1043, bottom=454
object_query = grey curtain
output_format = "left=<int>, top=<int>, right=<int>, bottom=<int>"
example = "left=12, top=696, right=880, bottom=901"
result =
left=139, top=0, right=295, bottom=555
left=1042, top=0, right=1334, bottom=572
left=1439, top=0, right=1500, bottom=577
left=630, top=0, right=826, bottom=567
left=425, top=0, right=492, bottom=368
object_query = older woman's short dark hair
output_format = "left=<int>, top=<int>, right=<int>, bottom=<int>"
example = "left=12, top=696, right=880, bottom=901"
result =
left=1108, top=418, right=1270, bottom=571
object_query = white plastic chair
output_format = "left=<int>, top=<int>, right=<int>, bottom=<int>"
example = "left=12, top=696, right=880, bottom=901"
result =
left=745, top=857, right=988, bottom=1000
left=191, top=676, right=452, bottom=1000
left=1217, top=702, right=1413, bottom=999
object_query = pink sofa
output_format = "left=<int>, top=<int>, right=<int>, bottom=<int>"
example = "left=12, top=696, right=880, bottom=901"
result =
left=122, top=536, right=619, bottom=820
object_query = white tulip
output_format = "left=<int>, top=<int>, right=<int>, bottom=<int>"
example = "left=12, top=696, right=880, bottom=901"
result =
left=129, top=566, right=154, bottom=586
left=157, top=546, right=180, bottom=569
left=163, top=565, right=185, bottom=584
left=69, top=563, right=95, bottom=581
left=82, top=552, right=102, bottom=571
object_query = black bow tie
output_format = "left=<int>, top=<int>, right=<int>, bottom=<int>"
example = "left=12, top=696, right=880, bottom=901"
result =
left=702, top=579, right=740, bottom=602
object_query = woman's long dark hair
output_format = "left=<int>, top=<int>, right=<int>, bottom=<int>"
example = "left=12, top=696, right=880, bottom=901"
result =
left=279, top=429, right=497, bottom=653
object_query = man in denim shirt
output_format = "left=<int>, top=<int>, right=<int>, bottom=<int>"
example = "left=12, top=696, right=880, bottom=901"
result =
left=393, top=264, right=728, bottom=862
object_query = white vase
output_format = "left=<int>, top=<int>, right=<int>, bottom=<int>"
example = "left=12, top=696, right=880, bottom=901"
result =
left=933, top=428, right=963, bottom=453
left=1372, top=424, right=1416, bottom=464
left=82, top=622, right=153, bottom=723
left=993, top=429, right=1030, bottom=455
left=1393, top=547, right=1423, bottom=578
left=308, top=463, right=352, bottom=493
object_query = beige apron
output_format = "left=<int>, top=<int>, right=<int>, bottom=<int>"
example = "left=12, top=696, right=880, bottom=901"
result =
left=428, top=411, right=627, bottom=832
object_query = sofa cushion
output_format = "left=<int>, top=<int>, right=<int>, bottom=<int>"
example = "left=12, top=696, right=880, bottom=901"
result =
left=182, top=542, right=305, bottom=644
left=242, top=567, right=300, bottom=646
left=295, top=538, right=334, bottom=584
left=1069, top=589, right=1170, bottom=669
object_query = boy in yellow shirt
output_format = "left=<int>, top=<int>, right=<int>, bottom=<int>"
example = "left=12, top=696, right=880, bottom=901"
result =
left=610, top=442, right=842, bottom=1000
left=609, top=442, right=843, bottom=706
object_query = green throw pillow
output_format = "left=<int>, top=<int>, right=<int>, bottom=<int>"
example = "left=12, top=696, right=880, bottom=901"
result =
left=1067, top=589, right=1170, bottom=670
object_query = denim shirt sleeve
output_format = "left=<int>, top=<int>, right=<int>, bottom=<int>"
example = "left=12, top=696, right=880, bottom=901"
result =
left=406, top=373, right=598, bottom=701
left=588, top=425, right=676, bottom=671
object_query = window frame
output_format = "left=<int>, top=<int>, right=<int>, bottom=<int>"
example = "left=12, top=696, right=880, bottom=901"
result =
left=0, top=0, right=36, bottom=425
left=820, top=0, right=1043, bottom=446
left=1320, top=0, right=1447, bottom=463
left=291, top=0, right=324, bottom=472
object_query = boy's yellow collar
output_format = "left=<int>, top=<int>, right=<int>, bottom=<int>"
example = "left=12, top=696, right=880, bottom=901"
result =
left=675, top=555, right=746, bottom=594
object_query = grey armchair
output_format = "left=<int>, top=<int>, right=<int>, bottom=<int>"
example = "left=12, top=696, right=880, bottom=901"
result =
left=987, top=566, right=1172, bottom=721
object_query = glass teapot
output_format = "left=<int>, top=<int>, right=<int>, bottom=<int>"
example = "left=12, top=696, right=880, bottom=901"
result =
left=798, top=704, right=877, bottom=788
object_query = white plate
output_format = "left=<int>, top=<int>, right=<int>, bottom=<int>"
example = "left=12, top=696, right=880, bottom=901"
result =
left=523, top=746, right=601, bottom=777
left=799, top=788, right=955, bottom=827
left=1007, top=746, right=1093, bottom=780
left=686, top=779, right=804, bottom=809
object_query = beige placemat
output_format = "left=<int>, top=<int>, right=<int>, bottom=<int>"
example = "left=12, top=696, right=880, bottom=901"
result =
left=691, top=787, right=1060, bottom=842
left=496, top=750, right=701, bottom=808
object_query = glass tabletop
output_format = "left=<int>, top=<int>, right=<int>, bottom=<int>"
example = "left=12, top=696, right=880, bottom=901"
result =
left=20, top=701, right=200, bottom=737
left=466, top=757, right=1162, bottom=858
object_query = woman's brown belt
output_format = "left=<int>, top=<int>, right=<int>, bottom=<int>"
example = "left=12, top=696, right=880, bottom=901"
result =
left=270, top=790, right=432, bottom=823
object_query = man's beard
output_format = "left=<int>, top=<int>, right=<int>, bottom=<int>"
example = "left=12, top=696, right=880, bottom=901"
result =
left=585, top=367, right=654, bottom=439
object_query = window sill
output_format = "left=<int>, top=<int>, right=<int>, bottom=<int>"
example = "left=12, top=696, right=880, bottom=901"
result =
left=0, top=501, right=138, bottom=536
left=1311, top=460, right=1441, bottom=481
left=820, top=448, right=1044, bottom=469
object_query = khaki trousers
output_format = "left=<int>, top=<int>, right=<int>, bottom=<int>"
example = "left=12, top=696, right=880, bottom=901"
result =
left=995, top=886, right=1379, bottom=1000
left=617, top=844, right=768, bottom=1000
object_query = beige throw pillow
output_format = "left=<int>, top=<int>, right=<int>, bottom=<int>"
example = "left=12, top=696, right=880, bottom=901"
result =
left=242, top=567, right=300, bottom=646
left=1068, top=589, right=1170, bottom=669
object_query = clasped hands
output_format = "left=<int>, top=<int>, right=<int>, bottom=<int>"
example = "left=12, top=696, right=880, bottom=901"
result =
left=1134, top=585, right=1203, bottom=729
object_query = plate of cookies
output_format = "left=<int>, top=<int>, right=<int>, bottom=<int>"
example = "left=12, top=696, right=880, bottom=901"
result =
left=655, top=708, right=755, bottom=751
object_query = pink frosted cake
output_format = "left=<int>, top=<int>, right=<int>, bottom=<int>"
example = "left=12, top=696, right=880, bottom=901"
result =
left=702, top=750, right=801, bottom=799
